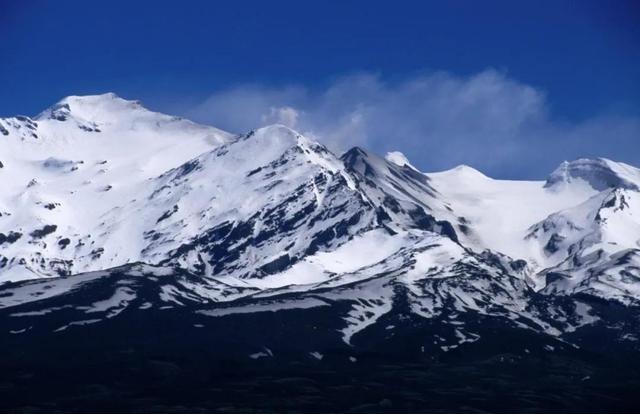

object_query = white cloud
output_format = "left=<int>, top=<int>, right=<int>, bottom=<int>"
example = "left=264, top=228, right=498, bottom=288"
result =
left=261, top=106, right=300, bottom=128
left=183, top=70, right=640, bottom=178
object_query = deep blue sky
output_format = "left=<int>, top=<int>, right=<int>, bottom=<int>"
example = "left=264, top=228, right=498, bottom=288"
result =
left=1, top=0, right=638, bottom=177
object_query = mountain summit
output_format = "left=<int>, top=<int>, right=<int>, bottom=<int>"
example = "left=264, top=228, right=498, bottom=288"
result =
left=35, top=93, right=144, bottom=122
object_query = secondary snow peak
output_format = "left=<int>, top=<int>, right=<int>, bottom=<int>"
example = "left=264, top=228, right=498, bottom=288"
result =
left=385, top=151, right=418, bottom=171
left=545, top=158, right=640, bottom=191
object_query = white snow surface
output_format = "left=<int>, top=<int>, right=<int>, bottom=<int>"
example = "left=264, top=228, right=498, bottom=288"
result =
left=385, top=151, right=416, bottom=170
left=426, top=165, right=598, bottom=268
left=1, top=93, right=233, bottom=281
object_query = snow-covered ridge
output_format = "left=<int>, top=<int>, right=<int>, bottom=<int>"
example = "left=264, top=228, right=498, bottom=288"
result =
left=2, top=93, right=233, bottom=146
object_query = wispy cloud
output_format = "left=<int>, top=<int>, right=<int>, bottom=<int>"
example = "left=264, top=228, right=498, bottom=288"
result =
left=184, top=70, right=640, bottom=179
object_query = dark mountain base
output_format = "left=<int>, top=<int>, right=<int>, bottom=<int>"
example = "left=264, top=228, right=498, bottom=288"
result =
left=2, top=354, right=639, bottom=414
left=1, top=307, right=639, bottom=413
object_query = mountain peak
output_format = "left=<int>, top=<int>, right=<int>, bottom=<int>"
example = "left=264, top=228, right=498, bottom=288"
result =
left=35, top=93, right=148, bottom=123
left=545, top=158, right=640, bottom=191
left=429, top=164, right=489, bottom=181
left=340, top=146, right=371, bottom=172
left=245, top=124, right=307, bottom=149
left=247, top=124, right=339, bottom=160
left=58, top=92, right=139, bottom=107
left=254, top=123, right=300, bottom=138
left=385, top=151, right=419, bottom=171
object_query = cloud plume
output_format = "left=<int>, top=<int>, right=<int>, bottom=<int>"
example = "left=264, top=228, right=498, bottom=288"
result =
left=184, top=70, right=640, bottom=179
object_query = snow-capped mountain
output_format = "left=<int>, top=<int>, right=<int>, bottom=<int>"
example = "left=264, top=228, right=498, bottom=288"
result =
left=0, top=93, right=233, bottom=280
left=1, top=94, right=639, bottom=354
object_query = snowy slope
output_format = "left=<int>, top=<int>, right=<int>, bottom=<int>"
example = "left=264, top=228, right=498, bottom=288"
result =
left=0, top=93, right=233, bottom=280
left=425, top=159, right=640, bottom=301
left=426, top=164, right=597, bottom=266
left=529, top=188, right=640, bottom=303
